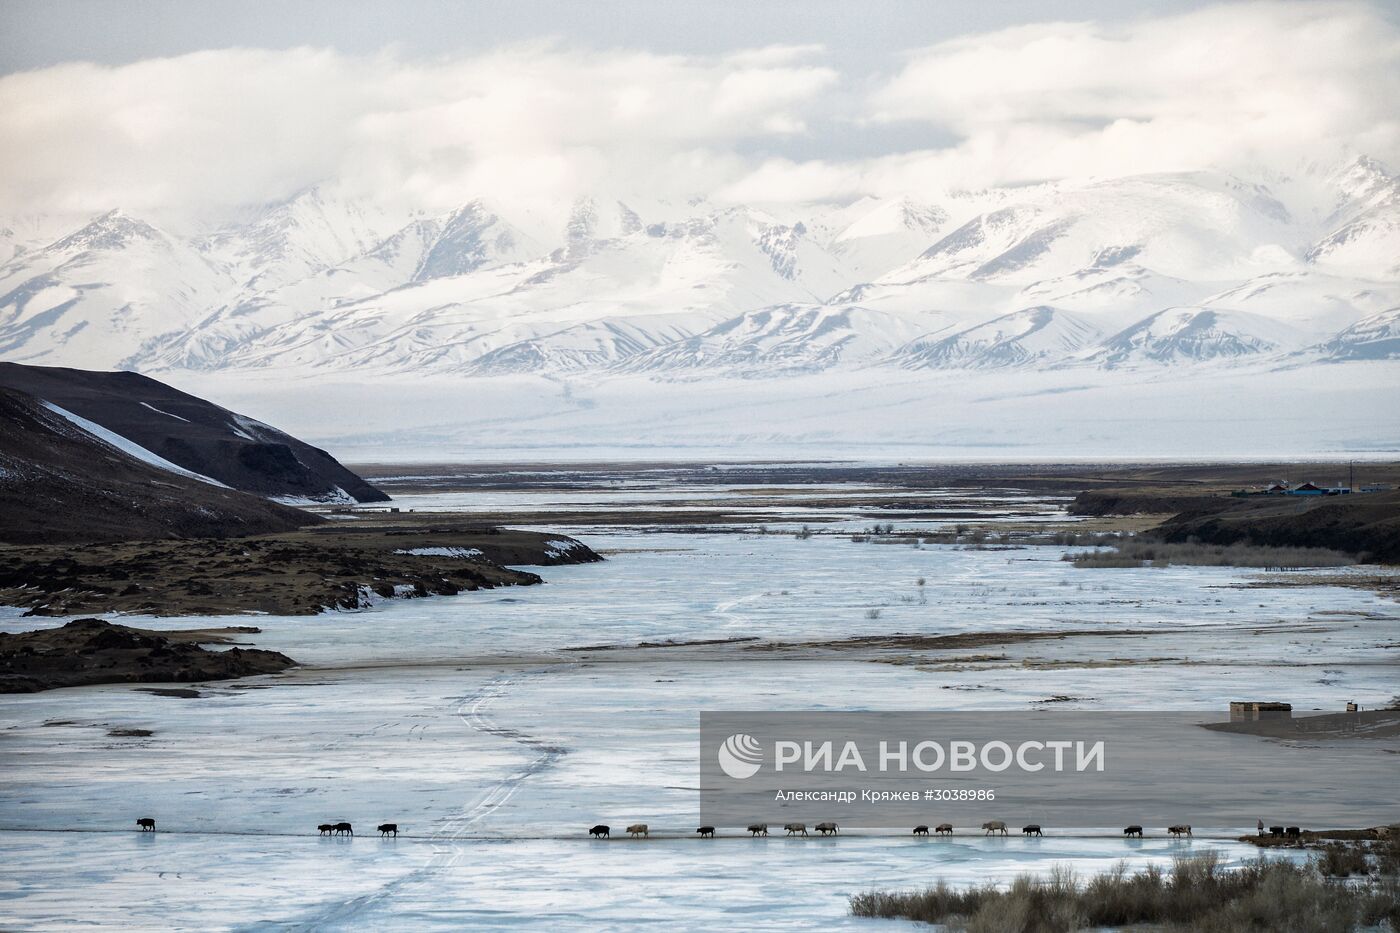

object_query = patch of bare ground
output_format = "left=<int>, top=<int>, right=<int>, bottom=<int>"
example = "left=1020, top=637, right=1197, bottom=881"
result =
left=0, top=618, right=297, bottom=693
left=1235, top=570, right=1400, bottom=601
left=744, top=629, right=1157, bottom=653
left=564, top=636, right=761, bottom=652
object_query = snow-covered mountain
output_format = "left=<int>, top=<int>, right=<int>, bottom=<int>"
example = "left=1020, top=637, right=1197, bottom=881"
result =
left=892, top=306, right=1102, bottom=369
left=1313, top=307, right=1400, bottom=361
left=616, top=304, right=932, bottom=375
left=0, top=210, right=233, bottom=368
left=1089, top=307, right=1293, bottom=368
left=3, top=157, right=1400, bottom=380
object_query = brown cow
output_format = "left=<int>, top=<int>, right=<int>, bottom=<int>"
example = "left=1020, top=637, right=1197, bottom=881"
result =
left=1168, top=824, right=1192, bottom=838
left=935, top=823, right=953, bottom=836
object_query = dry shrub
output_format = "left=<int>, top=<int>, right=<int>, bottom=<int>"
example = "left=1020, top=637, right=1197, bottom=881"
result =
left=851, top=852, right=1399, bottom=932
left=1065, top=540, right=1355, bottom=569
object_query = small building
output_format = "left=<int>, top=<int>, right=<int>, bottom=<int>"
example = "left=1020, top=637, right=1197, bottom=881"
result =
left=1286, top=482, right=1325, bottom=496
left=1230, top=701, right=1293, bottom=721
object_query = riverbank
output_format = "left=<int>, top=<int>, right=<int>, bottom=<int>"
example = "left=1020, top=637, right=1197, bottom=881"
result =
left=0, top=516, right=601, bottom=617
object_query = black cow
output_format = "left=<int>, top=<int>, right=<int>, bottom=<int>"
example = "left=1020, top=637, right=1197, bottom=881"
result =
left=1286, top=826, right=1302, bottom=839
left=913, top=825, right=930, bottom=835
left=1123, top=825, right=1143, bottom=837
left=317, top=823, right=334, bottom=836
left=589, top=824, right=610, bottom=838
left=334, top=822, right=353, bottom=836
left=697, top=826, right=716, bottom=838
left=1022, top=824, right=1043, bottom=837
left=1269, top=826, right=1285, bottom=838
left=378, top=823, right=398, bottom=837
left=136, top=818, right=156, bottom=832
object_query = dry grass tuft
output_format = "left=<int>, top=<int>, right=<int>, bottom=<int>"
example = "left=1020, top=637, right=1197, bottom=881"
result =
left=850, top=852, right=1400, bottom=932
left=1064, top=539, right=1356, bottom=569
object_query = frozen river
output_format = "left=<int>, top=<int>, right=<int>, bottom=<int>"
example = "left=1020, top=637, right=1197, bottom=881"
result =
left=2, top=491, right=1398, bottom=930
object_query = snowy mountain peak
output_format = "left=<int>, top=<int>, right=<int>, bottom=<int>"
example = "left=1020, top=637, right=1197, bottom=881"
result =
left=557, top=198, right=644, bottom=258
left=751, top=218, right=808, bottom=280
left=1327, top=155, right=1399, bottom=208
left=1313, top=306, right=1400, bottom=361
left=201, top=186, right=395, bottom=288
left=836, top=197, right=947, bottom=244
left=415, top=201, right=535, bottom=281
left=1091, top=307, right=1286, bottom=368
left=47, top=209, right=166, bottom=254
left=892, top=305, right=1101, bottom=370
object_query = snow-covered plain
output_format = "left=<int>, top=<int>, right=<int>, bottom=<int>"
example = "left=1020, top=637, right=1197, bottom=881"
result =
left=183, top=360, right=1400, bottom=463
left=1, top=486, right=1397, bottom=929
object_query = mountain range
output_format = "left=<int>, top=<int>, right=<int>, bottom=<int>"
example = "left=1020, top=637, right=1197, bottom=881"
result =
left=1, top=156, right=1398, bottom=381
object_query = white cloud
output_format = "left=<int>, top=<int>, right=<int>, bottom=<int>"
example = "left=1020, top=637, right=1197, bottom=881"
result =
left=854, top=0, right=1400, bottom=190
left=0, top=43, right=836, bottom=225
left=0, top=2, right=1397, bottom=224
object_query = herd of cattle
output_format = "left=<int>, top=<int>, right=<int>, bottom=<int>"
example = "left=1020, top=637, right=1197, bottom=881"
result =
left=132, top=817, right=1244, bottom=840
left=585, top=822, right=1198, bottom=838
left=134, top=819, right=402, bottom=836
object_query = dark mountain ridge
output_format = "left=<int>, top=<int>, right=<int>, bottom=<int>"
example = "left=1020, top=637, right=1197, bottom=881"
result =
left=0, top=386, right=316, bottom=544
left=0, top=362, right=387, bottom=503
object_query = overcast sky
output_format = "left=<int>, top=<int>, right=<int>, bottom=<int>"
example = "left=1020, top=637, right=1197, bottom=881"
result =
left=1, top=0, right=1397, bottom=226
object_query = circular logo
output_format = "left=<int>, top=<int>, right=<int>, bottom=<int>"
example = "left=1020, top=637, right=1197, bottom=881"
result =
left=717, top=732, right=763, bottom=779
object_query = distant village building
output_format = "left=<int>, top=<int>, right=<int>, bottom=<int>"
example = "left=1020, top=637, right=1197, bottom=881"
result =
left=1230, top=701, right=1293, bottom=721
left=1236, top=478, right=1382, bottom=497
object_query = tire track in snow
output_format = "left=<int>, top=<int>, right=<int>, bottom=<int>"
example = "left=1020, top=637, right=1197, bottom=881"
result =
left=265, top=665, right=572, bottom=931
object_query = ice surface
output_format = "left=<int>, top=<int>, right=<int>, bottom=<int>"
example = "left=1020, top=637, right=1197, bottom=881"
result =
left=0, top=829, right=1287, bottom=931
left=1, top=490, right=1396, bottom=929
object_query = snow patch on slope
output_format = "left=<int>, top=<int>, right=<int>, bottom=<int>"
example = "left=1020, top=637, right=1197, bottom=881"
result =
left=40, top=401, right=230, bottom=487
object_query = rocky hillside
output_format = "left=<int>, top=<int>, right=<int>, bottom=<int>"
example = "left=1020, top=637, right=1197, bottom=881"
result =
left=0, top=363, right=386, bottom=503
left=0, top=386, right=317, bottom=544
